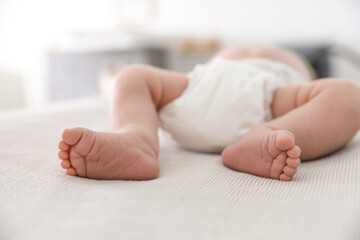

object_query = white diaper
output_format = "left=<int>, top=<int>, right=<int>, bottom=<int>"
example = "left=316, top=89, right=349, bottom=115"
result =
left=159, top=57, right=309, bottom=152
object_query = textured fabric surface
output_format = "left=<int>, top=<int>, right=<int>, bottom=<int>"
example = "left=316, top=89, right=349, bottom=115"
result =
left=0, top=97, right=359, bottom=240
left=159, top=58, right=309, bottom=152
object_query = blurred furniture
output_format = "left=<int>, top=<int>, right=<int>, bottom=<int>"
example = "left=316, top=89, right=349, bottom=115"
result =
left=285, top=45, right=331, bottom=78
left=46, top=42, right=332, bottom=102
left=47, top=47, right=166, bottom=102
left=0, top=70, right=25, bottom=110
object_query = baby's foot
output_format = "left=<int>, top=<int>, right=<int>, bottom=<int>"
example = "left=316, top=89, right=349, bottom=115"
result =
left=58, top=127, right=159, bottom=180
left=221, top=126, right=301, bottom=181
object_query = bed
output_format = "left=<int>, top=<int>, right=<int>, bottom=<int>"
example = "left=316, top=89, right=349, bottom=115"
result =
left=0, top=96, right=359, bottom=240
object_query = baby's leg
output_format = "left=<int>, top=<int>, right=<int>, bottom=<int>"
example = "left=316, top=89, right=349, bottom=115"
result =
left=58, top=65, right=189, bottom=180
left=222, top=79, right=360, bottom=181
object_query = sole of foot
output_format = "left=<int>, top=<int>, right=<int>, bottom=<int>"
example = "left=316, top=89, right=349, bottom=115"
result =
left=221, top=126, right=301, bottom=181
left=58, top=127, right=159, bottom=180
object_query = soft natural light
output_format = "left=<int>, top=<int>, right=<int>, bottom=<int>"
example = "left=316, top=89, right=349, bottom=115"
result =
left=0, top=0, right=359, bottom=109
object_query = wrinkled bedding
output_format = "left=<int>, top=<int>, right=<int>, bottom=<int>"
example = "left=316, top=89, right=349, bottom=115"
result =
left=0, top=96, right=359, bottom=240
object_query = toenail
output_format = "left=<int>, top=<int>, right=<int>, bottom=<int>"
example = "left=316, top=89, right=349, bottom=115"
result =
left=61, top=160, right=71, bottom=169
left=286, top=158, right=300, bottom=168
left=58, top=141, right=69, bottom=151
left=66, top=168, right=77, bottom=176
left=280, top=173, right=291, bottom=181
left=58, top=151, right=69, bottom=160
left=284, top=166, right=295, bottom=175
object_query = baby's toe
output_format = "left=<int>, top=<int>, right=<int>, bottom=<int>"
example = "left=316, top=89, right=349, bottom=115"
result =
left=275, top=131, right=295, bottom=150
left=286, top=158, right=300, bottom=168
left=58, top=140, right=70, bottom=151
left=66, top=167, right=77, bottom=176
left=287, top=146, right=301, bottom=158
left=280, top=173, right=291, bottom=181
left=61, top=160, right=71, bottom=169
left=283, top=166, right=297, bottom=176
left=62, top=127, right=85, bottom=145
left=69, top=156, right=87, bottom=177
left=269, top=152, right=287, bottom=178
left=58, top=151, right=69, bottom=160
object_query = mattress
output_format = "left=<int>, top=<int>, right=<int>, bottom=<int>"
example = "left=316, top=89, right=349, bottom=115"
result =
left=0, top=96, right=359, bottom=240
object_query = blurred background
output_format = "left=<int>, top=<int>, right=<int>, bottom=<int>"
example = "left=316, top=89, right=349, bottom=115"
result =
left=0, top=0, right=360, bottom=111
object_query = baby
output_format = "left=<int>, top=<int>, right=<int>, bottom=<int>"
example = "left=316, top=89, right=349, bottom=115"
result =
left=58, top=45, right=360, bottom=181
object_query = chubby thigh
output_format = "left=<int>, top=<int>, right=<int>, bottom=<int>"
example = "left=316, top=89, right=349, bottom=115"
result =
left=270, top=79, right=340, bottom=118
left=268, top=78, right=360, bottom=159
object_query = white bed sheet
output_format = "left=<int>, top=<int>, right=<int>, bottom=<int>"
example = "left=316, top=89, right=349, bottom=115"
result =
left=0, top=96, right=359, bottom=240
